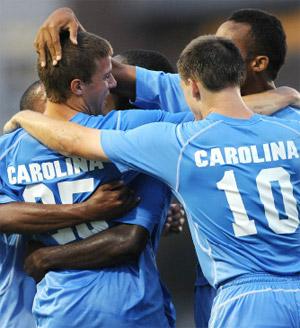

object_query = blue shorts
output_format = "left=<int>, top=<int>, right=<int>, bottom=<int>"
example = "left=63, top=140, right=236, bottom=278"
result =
left=209, top=273, right=300, bottom=328
left=194, top=284, right=216, bottom=328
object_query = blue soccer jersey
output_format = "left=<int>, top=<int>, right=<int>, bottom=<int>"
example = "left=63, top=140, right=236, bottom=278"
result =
left=0, top=143, right=36, bottom=328
left=101, top=113, right=300, bottom=288
left=272, top=105, right=300, bottom=120
left=134, top=67, right=190, bottom=113
left=0, top=109, right=192, bottom=327
left=134, top=67, right=300, bottom=326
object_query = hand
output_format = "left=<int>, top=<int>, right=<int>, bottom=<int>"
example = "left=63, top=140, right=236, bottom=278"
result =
left=3, top=115, right=20, bottom=134
left=163, top=203, right=186, bottom=236
left=84, top=180, right=140, bottom=221
left=24, top=247, right=51, bottom=283
left=3, top=110, right=32, bottom=134
left=34, top=7, right=84, bottom=67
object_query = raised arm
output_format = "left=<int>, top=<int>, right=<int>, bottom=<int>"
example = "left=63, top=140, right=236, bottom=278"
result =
left=25, top=223, right=148, bottom=282
left=34, top=8, right=299, bottom=114
left=0, top=181, right=138, bottom=233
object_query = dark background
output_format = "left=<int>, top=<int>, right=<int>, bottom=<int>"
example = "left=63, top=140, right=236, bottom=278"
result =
left=1, top=1, right=299, bottom=326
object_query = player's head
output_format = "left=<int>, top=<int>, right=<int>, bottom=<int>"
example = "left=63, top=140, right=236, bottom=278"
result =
left=216, top=9, right=286, bottom=94
left=103, top=49, right=174, bottom=114
left=38, top=30, right=116, bottom=115
left=114, top=49, right=174, bottom=73
left=177, top=35, right=245, bottom=110
left=20, top=80, right=46, bottom=113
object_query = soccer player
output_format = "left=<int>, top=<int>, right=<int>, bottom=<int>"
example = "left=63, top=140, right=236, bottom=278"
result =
left=8, top=35, right=300, bottom=328
left=0, top=30, right=199, bottom=328
left=0, top=80, right=139, bottom=328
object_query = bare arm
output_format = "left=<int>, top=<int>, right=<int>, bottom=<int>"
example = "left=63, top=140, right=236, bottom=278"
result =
left=244, top=87, right=300, bottom=115
left=4, top=110, right=107, bottom=161
left=0, top=181, right=138, bottom=233
left=24, top=224, right=148, bottom=282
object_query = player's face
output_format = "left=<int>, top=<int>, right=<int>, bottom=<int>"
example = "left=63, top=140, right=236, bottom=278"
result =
left=83, top=56, right=117, bottom=115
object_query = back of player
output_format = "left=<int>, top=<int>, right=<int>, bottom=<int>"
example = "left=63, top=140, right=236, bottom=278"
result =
left=175, top=114, right=300, bottom=326
left=103, top=112, right=300, bottom=327
left=100, top=36, right=300, bottom=327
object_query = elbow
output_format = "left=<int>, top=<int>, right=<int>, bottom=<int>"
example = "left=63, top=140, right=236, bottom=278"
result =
left=279, top=86, right=300, bottom=106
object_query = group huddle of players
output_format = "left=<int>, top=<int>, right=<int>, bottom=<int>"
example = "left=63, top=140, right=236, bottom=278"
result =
left=1, top=6, right=300, bottom=328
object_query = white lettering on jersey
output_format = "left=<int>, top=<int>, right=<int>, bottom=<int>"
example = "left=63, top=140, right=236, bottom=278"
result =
left=194, top=140, right=298, bottom=168
left=7, top=157, right=105, bottom=185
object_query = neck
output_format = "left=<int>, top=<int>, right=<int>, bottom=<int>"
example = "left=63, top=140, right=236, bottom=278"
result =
left=44, top=99, right=87, bottom=121
left=241, top=74, right=276, bottom=96
left=197, top=87, right=253, bottom=119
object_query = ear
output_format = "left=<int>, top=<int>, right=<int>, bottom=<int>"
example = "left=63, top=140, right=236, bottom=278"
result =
left=249, top=55, right=269, bottom=73
left=190, top=79, right=201, bottom=101
left=70, top=79, right=84, bottom=96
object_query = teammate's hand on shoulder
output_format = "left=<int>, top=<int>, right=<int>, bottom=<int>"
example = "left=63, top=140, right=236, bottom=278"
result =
left=3, top=110, right=38, bottom=134
left=34, top=7, right=85, bottom=67
left=163, top=203, right=186, bottom=236
left=84, top=180, right=140, bottom=221
left=3, top=112, right=23, bottom=134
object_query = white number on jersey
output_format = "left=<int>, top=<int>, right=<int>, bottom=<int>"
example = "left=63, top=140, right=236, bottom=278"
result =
left=217, top=167, right=299, bottom=237
left=23, top=178, right=108, bottom=244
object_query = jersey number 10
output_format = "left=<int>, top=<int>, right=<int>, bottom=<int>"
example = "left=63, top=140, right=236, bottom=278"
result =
left=217, top=167, right=299, bottom=237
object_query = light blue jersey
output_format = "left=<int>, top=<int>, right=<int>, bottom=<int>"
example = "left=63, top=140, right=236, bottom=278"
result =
left=0, top=141, right=37, bottom=328
left=102, top=113, right=300, bottom=326
left=134, top=67, right=190, bottom=113
left=0, top=231, right=36, bottom=328
left=101, top=113, right=300, bottom=286
left=0, top=109, right=192, bottom=328
left=134, top=67, right=300, bottom=327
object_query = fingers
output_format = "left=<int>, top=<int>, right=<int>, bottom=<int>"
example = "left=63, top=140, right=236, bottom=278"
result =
left=69, top=21, right=79, bottom=45
left=34, top=30, right=47, bottom=68
left=44, top=28, right=59, bottom=65
left=48, top=25, right=62, bottom=63
left=99, top=180, right=125, bottom=191
left=164, top=202, right=186, bottom=235
left=3, top=119, right=18, bottom=134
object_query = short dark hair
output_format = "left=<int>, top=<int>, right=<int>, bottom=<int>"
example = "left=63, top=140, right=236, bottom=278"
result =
left=19, top=80, right=45, bottom=111
left=228, top=9, right=286, bottom=80
left=38, top=31, right=113, bottom=103
left=177, top=35, right=246, bottom=91
left=119, top=49, right=174, bottom=73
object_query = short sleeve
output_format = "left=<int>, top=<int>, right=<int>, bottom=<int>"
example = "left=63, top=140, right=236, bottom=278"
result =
left=118, top=109, right=194, bottom=130
left=112, top=174, right=171, bottom=233
left=101, top=122, right=182, bottom=188
left=134, top=67, right=190, bottom=113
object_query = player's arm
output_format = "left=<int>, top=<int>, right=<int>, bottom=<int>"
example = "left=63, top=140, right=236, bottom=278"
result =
left=25, top=174, right=168, bottom=282
left=24, top=223, right=148, bottom=282
left=243, top=87, right=300, bottom=115
left=4, top=108, right=193, bottom=163
left=34, top=7, right=300, bottom=114
left=0, top=181, right=138, bottom=233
